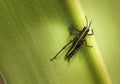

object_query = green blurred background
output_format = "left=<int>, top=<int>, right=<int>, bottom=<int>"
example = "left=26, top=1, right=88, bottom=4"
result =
left=0, top=0, right=120, bottom=84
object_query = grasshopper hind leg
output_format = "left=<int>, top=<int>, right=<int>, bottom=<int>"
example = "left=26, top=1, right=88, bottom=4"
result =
left=50, top=40, right=73, bottom=61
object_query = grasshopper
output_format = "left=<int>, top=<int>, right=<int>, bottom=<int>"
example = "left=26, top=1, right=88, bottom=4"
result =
left=50, top=16, right=93, bottom=62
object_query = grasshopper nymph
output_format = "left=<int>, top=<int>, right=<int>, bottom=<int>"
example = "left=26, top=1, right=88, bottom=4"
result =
left=50, top=16, right=94, bottom=62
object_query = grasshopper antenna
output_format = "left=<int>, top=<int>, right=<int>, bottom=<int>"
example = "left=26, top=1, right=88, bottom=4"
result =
left=88, top=21, right=92, bottom=28
left=85, top=16, right=88, bottom=27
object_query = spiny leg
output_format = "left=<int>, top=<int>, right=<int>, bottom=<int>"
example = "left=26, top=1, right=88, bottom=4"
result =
left=87, top=29, right=94, bottom=36
left=69, top=24, right=81, bottom=32
left=84, top=39, right=93, bottom=47
left=69, top=24, right=81, bottom=36
left=69, top=27, right=81, bottom=35
left=50, top=40, right=73, bottom=61
left=73, top=27, right=81, bottom=32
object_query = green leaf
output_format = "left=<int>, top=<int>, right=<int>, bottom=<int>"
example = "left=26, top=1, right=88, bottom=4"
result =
left=1, top=0, right=119, bottom=84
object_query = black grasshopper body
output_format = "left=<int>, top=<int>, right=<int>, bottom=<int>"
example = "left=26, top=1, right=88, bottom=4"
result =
left=50, top=16, right=93, bottom=62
